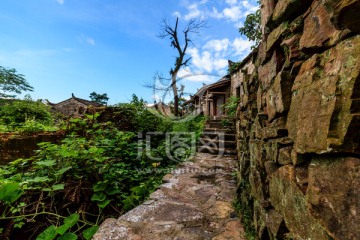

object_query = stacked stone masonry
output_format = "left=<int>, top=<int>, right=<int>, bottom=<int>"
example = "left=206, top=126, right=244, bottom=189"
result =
left=233, top=0, right=360, bottom=239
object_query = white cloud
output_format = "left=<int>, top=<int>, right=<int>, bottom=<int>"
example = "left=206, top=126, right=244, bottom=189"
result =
left=222, top=6, right=242, bottom=22
left=178, top=68, right=218, bottom=82
left=86, top=38, right=96, bottom=46
left=225, top=0, right=238, bottom=6
left=204, top=39, right=230, bottom=52
left=232, top=37, right=253, bottom=56
left=172, top=11, right=182, bottom=18
left=56, top=0, right=64, bottom=5
left=78, top=35, right=96, bottom=46
left=184, top=3, right=202, bottom=20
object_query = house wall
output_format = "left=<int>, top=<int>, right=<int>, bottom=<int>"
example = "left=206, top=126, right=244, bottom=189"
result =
left=233, top=0, right=360, bottom=239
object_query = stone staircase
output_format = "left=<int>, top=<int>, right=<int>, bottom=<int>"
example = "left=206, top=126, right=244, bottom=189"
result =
left=92, top=118, right=244, bottom=240
left=198, top=119, right=237, bottom=156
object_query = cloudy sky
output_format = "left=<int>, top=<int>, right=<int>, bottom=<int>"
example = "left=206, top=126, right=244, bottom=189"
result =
left=0, top=0, right=258, bottom=104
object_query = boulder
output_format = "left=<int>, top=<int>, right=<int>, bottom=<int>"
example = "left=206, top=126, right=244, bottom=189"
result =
left=300, top=0, right=349, bottom=50
left=272, top=0, right=312, bottom=25
left=287, top=35, right=360, bottom=154
left=307, top=156, right=360, bottom=240
left=324, top=0, right=360, bottom=33
left=269, top=165, right=329, bottom=239
left=258, top=50, right=284, bottom=91
left=266, top=71, right=293, bottom=121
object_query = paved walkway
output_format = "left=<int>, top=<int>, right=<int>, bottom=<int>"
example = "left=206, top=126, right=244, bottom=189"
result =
left=93, top=153, right=245, bottom=240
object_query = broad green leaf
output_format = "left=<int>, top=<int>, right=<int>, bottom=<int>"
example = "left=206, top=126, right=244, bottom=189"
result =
left=28, top=176, right=51, bottom=183
left=91, top=192, right=106, bottom=202
left=64, top=213, right=79, bottom=228
left=106, top=188, right=121, bottom=196
left=57, top=233, right=77, bottom=240
left=35, top=160, right=56, bottom=167
left=93, top=182, right=107, bottom=192
left=0, top=182, right=23, bottom=204
left=36, top=225, right=57, bottom=240
left=97, top=199, right=111, bottom=209
left=52, top=184, right=65, bottom=191
left=82, top=226, right=99, bottom=240
left=56, top=213, right=79, bottom=235
left=55, top=167, right=72, bottom=176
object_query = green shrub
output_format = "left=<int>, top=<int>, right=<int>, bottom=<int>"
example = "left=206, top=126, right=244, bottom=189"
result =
left=0, top=99, right=54, bottom=132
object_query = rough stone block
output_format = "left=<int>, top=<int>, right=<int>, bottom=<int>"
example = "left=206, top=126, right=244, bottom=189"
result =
left=278, top=146, right=292, bottom=165
left=300, top=0, right=349, bottom=50
left=287, top=35, right=360, bottom=154
left=266, top=22, right=289, bottom=52
left=323, top=0, right=360, bottom=33
left=261, top=116, right=287, bottom=140
left=272, top=0, right=312, bottom=25
left=258, top=50, right=284, bottom=90
left=266, top=71, right=293, bottom=121
left=269, top=165, right=329, bottom=239
left=307, top=156, right=360, bottom=240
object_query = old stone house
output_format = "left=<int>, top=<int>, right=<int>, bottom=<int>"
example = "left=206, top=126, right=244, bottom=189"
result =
left=184, top=75, right=231, bottom=119
left=46, top=93, right=102, bottom=118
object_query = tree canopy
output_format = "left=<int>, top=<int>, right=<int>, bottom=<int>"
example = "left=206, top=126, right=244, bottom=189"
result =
left=89, top=91, right=109, bottom=105
left=239, top=8, right=261, bottom=48
left=0, top=66, right=33, bottom=98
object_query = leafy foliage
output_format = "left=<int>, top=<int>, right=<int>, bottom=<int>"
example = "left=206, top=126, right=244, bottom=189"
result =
left=239, top=8, right=261, bottom=48
left=0, top=95, right=206, bottom=239
left=0, top=66, right=33, bottom=98
left=0, top=99, right=55, bottom=132
left=89, top=92, right=109, bottom=105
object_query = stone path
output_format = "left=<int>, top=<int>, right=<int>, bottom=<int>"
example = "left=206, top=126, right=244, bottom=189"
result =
left=93, top=153, right=245, bottom=240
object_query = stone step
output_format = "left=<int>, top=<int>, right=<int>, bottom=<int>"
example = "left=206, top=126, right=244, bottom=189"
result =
left=197, top=145, right=237, bottom=155
left=206, top=121, right=234, bottom=129
left=198, top=138, right=236, bottom=149
left=203, top=128, right=235, bottom=134
left=200, top=132, right=236, bottom=141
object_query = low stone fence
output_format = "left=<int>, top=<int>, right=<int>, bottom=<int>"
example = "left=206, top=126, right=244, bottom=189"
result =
left=0, top=131, right=65, bottom=164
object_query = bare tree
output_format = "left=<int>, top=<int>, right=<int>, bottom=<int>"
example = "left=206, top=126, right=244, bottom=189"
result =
left=157, top=17, right=206, bottom=116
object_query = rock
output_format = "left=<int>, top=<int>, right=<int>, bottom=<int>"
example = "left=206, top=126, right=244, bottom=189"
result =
left=266, top=209, right=286, bottom=237
left=277, top=146, right=292, bottom=165
left=281, top=34, right=302, bottom=67
left=212, top=220, right=245, bottom=240
left=249, top=168, right=266, bottom=201
left=290, top=149, right=308, bottom=166
left=264, top=161, right=280, bottom=177
left=260, top=0, right=275, bottom=34
left=307, top=156, right=360, bottom=240
left=300, top=0, right=349, bottom=50
left=266, top=71, right=293, bottom=121
left=253, top=200, right=267, bottom=238
left=266, top=22, right=289, bottom=52
left=249, top=140, right=265, bottom=168
left=269, top=165, right=329, bottom=239
left=258, top=50, right=284, bottom=90
left=272, top=0, right=312, bottom=25
left=287, top=35, right=360, bottom=154
left=261, top=117, right=287, bottom=140
left=324, top=0, right=360, bottom=33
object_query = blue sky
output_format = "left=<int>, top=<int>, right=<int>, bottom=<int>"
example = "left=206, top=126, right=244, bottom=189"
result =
left=0, top=0, right=258, bottom=104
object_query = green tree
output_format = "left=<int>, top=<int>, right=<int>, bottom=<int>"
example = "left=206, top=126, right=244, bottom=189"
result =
left=239, top=8, right=261, bottom=48
left=0, top=66, right=33, bottom=98
left=89, top=92, right=109, bottom=105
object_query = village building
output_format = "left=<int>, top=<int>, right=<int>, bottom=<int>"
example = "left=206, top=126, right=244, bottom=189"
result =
left=184, top=52, right=256, bottom=119
left=46, top=93, right=103, bottom=118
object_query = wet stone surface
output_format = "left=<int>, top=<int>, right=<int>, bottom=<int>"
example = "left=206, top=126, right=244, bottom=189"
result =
left=93, top=153, right=245, bottom=240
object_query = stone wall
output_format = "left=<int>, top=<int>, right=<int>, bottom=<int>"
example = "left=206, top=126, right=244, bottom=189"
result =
left=233, top=0, right=360, bottom=239
left=0, top=132, right=65, bottom=164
